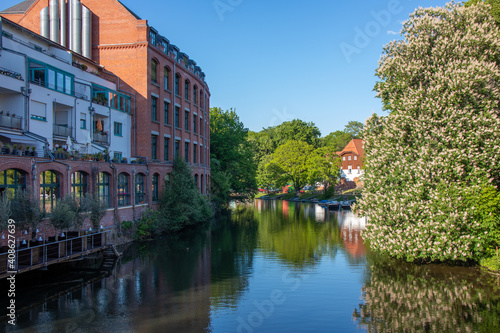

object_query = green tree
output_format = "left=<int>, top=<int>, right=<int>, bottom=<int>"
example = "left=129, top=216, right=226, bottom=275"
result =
left=256, top=155, right=286, bottom=192
left=210, top=107, right=257, bottom=193
left=344, top=121, right=364, bottom=139
left=308, top=147, right=342, bottom=194
left=50, top=196, right=77, bottom=231
left=210, top=158, right=232, bottom=213
left=269, top=140, right=315, bottom=196
left=465, top=0, right=500, bottom=25
left=272, top=119, right=321, bottom=148
left=86, top=192, right=107, bottom=230
left=320, top=130, right=354, bottom=151
left=158, top=159, right=212, bottom=231
left=0, top=192, right=12, bottom=232
left=11, top=187, right=44, bottom=239
left=358, top=3, right=500, bottom=262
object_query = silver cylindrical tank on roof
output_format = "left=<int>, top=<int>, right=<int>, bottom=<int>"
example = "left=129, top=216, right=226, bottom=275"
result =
left=40, top=7, right=50, bottom=39
left=82, top=6, right=91, bottom=59
left=49, top=0, right=59, bottom=43
left=71, top=0, right=82, bottom=54
left=59, top=0, right=67, bottom=47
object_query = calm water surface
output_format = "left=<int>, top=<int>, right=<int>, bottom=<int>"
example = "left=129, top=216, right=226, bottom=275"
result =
left=2, top=200, right=500, bottom=332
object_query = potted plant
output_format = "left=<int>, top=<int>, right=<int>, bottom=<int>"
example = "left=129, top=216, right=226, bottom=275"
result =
left=103, top=149, right=110, bottom=162
left=24, top=145, right=30, bottom=156
left=130, top=159, right=137, bottom=164
left=12, top=144, right=18, bottom=155
left=112, top=157, right=119, bottom=163
left=138, top=157, right=146, bottom=165
left=121, top=157, right=128, bottom=164
left=4, top=143, right=12, bottom=155
left=31, top=146, right=37, bottom=157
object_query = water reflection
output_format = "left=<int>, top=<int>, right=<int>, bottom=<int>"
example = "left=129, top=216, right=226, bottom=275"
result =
left=2, top=201, right=500, bottom=332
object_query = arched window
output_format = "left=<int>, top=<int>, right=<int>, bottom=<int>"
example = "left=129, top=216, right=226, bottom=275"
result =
left=200, top=174, right=204, bottom=194
left=71, top=172, right=88, bottom=203
left=175, top=74, right=180, bottom=95
left=194, top=174, right=198, bottom=189
left=152, top=173, right=159, bottom=202
left=164, top=173, right=170, bottom=188
left=0, top=169, right=27, bottom=199
left=164, top=67, right=170, bottom=90
left=184, top=79, right=190, bottom=100
left=200, top=90, right=204, bottom=109
left=135, top=173, right=145, bottom=204
left=97, top=172, right=111, bottom=207
left=117, top=173, right=130, bottom=206
left=193, top=85, right=197, bottom=104
left=40, top=171, right=60, bottom=213
left=151, top=59, right=158, bottom=84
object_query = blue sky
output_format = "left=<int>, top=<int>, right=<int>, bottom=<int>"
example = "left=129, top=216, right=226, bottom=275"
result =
left=2, top=0, right=451, bottom=136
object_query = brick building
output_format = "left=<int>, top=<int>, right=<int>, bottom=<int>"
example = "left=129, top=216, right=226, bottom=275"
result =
left=336, top=139, right=364, bottom=183
left=0, top=0, right=211, bottom=244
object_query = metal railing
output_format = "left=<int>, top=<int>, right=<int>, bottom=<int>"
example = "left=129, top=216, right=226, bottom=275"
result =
left=53, top=124, right=72, bottom=137
left=93, top=132, right=109, bottom=144
left=0, top=231, right=110, bottom=275
left=0, top=114, right=23, bottom=130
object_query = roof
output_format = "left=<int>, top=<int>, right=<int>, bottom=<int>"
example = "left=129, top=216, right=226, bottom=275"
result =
left=336, top=139, right=364, bottom=157
left=117, top=0, right=142, bottom=20
left=0, top=0, right=36, bottom=14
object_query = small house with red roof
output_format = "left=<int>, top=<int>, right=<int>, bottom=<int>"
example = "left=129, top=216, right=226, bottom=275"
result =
left=336, top=139, right=364, bottom=182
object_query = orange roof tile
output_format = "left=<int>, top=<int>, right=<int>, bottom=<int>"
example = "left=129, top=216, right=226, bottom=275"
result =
left=338, top=139, right=364, bottom=157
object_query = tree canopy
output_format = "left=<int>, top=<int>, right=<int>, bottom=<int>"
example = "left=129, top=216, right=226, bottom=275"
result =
left=358, top=2, right=500, bottom=262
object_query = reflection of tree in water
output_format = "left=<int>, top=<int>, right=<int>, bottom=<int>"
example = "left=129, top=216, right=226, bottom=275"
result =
left=210, top=206, right=259, bottom=308
left=257, top=201, right=342, bottom=268
left=354, top=255, right=500, bottom=332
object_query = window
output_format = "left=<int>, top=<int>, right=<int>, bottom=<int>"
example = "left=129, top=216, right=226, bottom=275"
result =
left=342, top=156, right=345, bottom=161
left=185, top=111, right=189, bottom=131
left=354, top=156, right=357, bottom=160
left=194, top=174, right=198, bottom=188
left=151, top=59, right=158, bottom=84
left=97, top=172, right=111, bottom=207
left=151, top=96, right=158, bottom=121
left=348, top=156, right=351, bottom=161
left=185, top=142, right=189, bottom=162
left=80, top=113, right=86, bottom=129
left=149, top=30, right=157, bottom=45
left=175, top=106, right=180, bottom=127
left=71, top=172, right=87, bottom=203
left=151, top=135, right=158, bottom=160
left=92, top=84, right=130, bottom=113
left=193, top=86, right=197, bottom=104
left=175, top=140, right=180, bottom=159
left=164, top=137, right=169, bottom=161
left=152, top=174, right=159, bottom=202
left=193, top=115, right=197, bottom=133
left=40, top=171, right=60, bottom=214
left=164, top=67, right=170, bottom=90
left=135, top=173, right=145, bottom=204
left=0, top=169, right=27, bottom=199
left=200, top=90, right=204, bottom=108
left=175, top=74, right=180, bottom=95
left=200, top=174, right=204, bottom=194
left=164, top=101, right=170, bottom=125
left=29, top=59, right=74, bottom=95
left=117, top=173, right=130, bottom=206
left=193, top=144, right=197, bottom=163
left=114, top=122, right=122, bottom=136
left=348, top=167, right=352, bottom=174
left=113, top=151, right=122, bottom=161
left=184, top=80, right=189, bottom=100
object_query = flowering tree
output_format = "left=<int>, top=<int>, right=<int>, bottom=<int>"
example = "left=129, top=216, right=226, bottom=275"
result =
left=358, top=2, right=500, bottom=262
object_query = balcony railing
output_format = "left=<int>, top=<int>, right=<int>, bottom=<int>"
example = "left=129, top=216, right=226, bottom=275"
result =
left=0, top=114, right=22, bottom=130
left=53, top=124, right=72, bottom=137
left=93, top=132, right=109, bottom=144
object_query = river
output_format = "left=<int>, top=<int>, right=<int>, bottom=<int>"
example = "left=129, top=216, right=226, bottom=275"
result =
left=2, top=200, right=500, bottom=332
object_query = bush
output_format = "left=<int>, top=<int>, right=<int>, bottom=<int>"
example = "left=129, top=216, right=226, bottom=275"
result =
left=11, top=187, right=44, bottom=238
left=480, top=256, right=500, bottom=272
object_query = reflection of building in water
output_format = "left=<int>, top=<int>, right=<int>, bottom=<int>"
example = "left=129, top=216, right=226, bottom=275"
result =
left=255, top=199, right=263, bottom=213
left=315, top=204, right=327, bottom=222
left=338, top=211, right=366, bottom=258
left=282, top=200, right=289, bottom=218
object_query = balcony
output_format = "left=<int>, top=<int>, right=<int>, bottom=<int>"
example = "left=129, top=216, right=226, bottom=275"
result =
left=53, top=124, right=72, bottom=137
left=93, top=132, right=109, bottom=145
left=0, top=114, right=22, bottom=130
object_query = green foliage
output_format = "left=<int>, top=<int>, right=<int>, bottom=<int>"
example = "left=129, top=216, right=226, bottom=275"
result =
left=465, top=0, right=500, bottom=26
left=480, top=256, right=500, bottom=272
left=210, top=107, right=257, bottom=193
left=359, top=3, right=500, bottom=262
left=11, top=187, right=44, bottom=237
left=343, top=121, right=364, bottom=139
left=210, top=158, right=232, bottom=213
left=121, top=220, right=133, bottom=231
left=135, top=210, right=161, bottom=240
left=320, top=130, right=354, bottom=151
left=50, top=196, right=77, bottom=231
left=0, top=192, right=11, bottom=232
left=269, top=140, right=315, bottom=195
left=157, top=158, right=212, bottom=233
left=86, top=192, right=107, bottom=230
left=307, top=146, right=342, bottom=193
